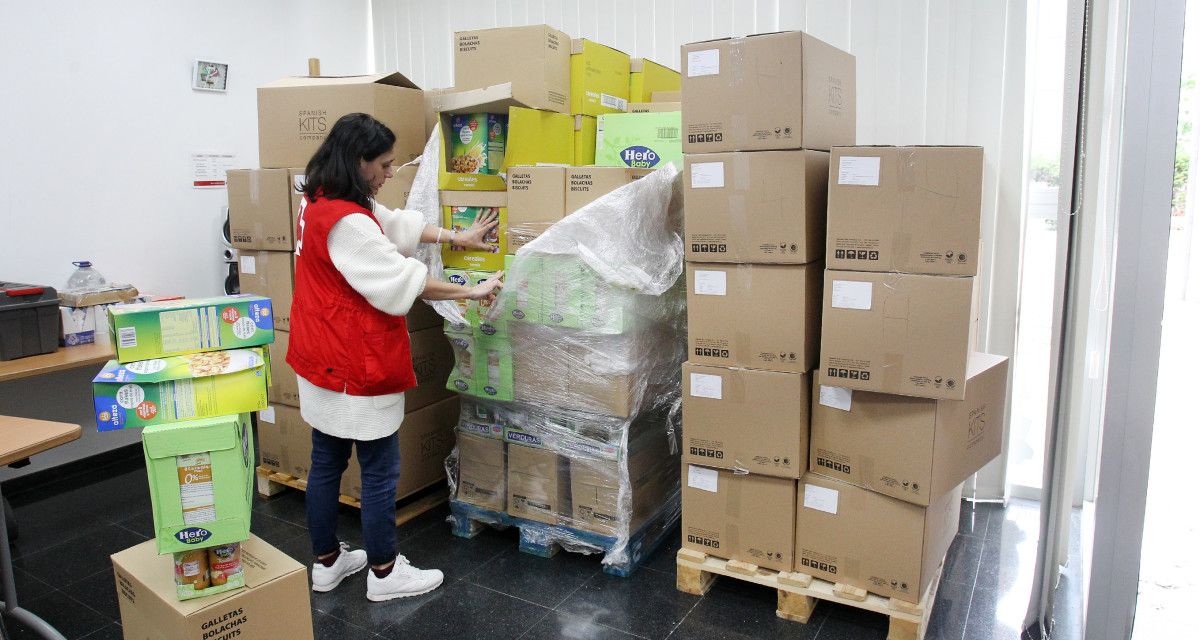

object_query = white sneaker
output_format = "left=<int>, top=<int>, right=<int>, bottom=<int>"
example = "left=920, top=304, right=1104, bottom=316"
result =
left=366, top=555, right=444, bottom=602
left=311, top=542, right=368, bottom=592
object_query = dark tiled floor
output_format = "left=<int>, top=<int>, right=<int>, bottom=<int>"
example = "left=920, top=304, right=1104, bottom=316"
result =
left=2, top=455, right=1078, bottom=640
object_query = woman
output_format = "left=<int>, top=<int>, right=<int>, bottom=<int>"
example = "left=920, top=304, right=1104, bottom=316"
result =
left=286, top=113, right=501, bottom=602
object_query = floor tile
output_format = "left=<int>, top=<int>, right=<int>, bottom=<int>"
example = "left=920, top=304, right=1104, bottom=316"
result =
left=250, top=512, right=309, bottom=545
left=641, top=524, right=681, bottom=576
left=14, top=524, right=147, bottom=587
left=8, top=566, right=56, bottom=602
left=382, top=579, right=549, bottom=640
left=809, top=601, right=887, bottom=640
left=79, top=623, right=123, bottom=640
left=7, top=471, right=147, bottom=559
left=521, top=610, right=644, bottom=640
left=113, top=510, right=153, bottom=538
left=397, top=519, right=513, bottom=582
left=668, top=576, right=825, bottom=640
left=466, top=546, right=600, bottom=608
left=252, top=489, right=309, bottom=525
left=309, top=564, right=442, bottom=631
left=557, top=565, right=701, bottom=640
left=61, top=568, right=122, bottom=624
left=957, top=501, right=993, bottom=538
left=941, top=533, right=985, bottom=588
left=312, top=609, right=378, bottom=640
left=924, top=582, right=971, bottom=640
left=6, top=589, right=112, bottom=640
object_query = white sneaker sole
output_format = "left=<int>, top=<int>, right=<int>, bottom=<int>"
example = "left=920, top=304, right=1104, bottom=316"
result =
left=311, top=557, right=368, bottom=593
left=366, top=576, right=445, bottom=602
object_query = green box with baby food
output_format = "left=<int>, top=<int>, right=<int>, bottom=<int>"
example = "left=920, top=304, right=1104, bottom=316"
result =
left=445, top=330, right=513, bottom=402
left=595, top=111, right=683, bottom=170
left=108, top=295, right=275, bottom=363
left=93, top=348, right=270, bottom=430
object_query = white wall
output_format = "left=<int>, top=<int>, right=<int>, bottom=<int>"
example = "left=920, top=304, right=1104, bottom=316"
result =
left=0, top=0, right=371, bottom=297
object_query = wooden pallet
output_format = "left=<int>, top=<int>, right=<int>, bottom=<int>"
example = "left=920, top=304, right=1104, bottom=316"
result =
left=676, top=549, right=942, bottom=640
left=254, top=466, right=448, bottom=528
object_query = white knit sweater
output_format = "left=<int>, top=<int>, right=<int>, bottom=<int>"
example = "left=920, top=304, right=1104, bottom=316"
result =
left=297, top=204, right=430, bottom=442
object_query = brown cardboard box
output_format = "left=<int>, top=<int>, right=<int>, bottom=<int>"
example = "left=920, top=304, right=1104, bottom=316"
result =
left=682, top=363, right=810, bottom=478
left=570, top=432, right=678, bottom=535
left=340, top=397, right=459, bottom=501
left=237, top=251, right=294, bottom=331
left=407, top=327, right=455, bottom=412
left=267, top=332, right=299, bottom=407
left=629, top=102, right=682, bottom=113
left=574, top=115, right=597, bottom=165
left=507, top=443, right=570, bottom=525
left=810, top=353, right=1008, bottom=506
left=456, top=432, right=506, bottom=511
left=454, top=25, right=571, bottom=113
left=651, top=90, right=681, bottom=102
left=826, top=146, right=984, bottom=276
left=819, top=270, right=975, bottom=400
left=227, top=169, right=293, bottom=251
left=257, top=72, right=425, bottom=169
left=683, top=150, right=829, bottom=264
left=288, top=168, right=305, bottom=242
left=424, top=87, right=455, bottom=138
left=377, top=164, right=419, bottom=210
left=112, top=535, right=313, bottom=640
left=680, top=31, right=856, bottom=153
left=565, top=167, right=651, bottom=213
left=507, top=166, right=568, bottom=252
left=256, top=405, right=288, bottom=472
left=685, top=262, right=822, bottom=372
left=681, top=465, right=796, bottom=571
left=795, top=474, right=962, bottom=604
left=262, top=404, right=312, bottom=479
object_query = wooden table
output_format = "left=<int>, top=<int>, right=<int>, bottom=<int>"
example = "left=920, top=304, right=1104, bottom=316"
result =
left=0, top=342, right=114, bottom=384
left=0, top=416, right=80, bottom=640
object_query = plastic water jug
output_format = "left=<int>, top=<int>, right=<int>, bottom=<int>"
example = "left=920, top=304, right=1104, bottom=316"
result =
left=65, top=261, right=107, bottom=290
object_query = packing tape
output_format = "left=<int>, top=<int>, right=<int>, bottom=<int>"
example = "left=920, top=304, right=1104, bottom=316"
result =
left=897, top=148, right=919, bottom=193
left=859, top=455, right=875, bottom=487
left=728, top=522, right=740, bottom=559
left=734, top=153, right=752, bottom=191
left=728, top=40, right=746, bottom=87
left=254, top=222, right=264, bottom=248
left=893, top=231, right=913, bottom=272
left=249, top=171, right=262, bottom=206
left=732, top=113, right=749, bottom=147
left=882, top=352, right=905, bottom=390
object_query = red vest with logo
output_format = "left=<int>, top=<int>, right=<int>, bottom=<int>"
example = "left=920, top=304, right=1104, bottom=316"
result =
left=286, top=195, right=416, bottom=396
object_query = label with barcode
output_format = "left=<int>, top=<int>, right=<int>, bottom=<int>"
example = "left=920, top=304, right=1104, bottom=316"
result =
left=658, top=127, right=680, bottom=139
left=600, top=93, right=628, bottom=111
left=118, top=327, right=137, bottom=348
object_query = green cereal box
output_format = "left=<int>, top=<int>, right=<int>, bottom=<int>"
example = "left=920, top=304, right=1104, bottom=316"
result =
left=449, top=113, right=507, bottom=175
left=93, top=348, right=270, bottom=430
left=595, top=112, right=683, bottom=170
left=442, top=205, right=507, bottom=271
left=108, top=295, right=275, bottom=363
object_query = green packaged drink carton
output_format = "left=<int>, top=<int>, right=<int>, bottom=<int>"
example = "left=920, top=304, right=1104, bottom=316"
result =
left=595, top=111, right=683, bottom=170
left=108, top=295, right=275, bottom=363
left=143, top=413, right=254, bottom=555
left=503, top=254, right=543, bottom=324
left=449, top=113, right=507, bottom=175
left=444, top=331, right=513, bottom=401
left=537, top=257, right=634, bottom=334
left=93, top=348, right=270, bottom=431
left=446, top=331, right=478, bottom=395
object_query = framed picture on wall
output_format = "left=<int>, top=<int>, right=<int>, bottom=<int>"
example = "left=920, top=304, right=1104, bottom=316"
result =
left=193, top=60, right=229, bottom=92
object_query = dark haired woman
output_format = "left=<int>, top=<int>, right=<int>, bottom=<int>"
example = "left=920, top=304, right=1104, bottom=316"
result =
left=287, top=113, right=501, bottom=602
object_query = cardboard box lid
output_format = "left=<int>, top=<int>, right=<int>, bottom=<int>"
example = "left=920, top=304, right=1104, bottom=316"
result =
left=436, top=84, right=537, bottom=115
left=142, top=414, right=245, bottom=458
left=440, top=190, right=509, bottom=208
left=571, top=38, right=629, bottom=56
left=260, top=71, right=419, bottom=90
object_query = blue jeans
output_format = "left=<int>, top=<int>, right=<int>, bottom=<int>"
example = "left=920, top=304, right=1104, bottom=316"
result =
left=306, top=428, right=400, bottom=567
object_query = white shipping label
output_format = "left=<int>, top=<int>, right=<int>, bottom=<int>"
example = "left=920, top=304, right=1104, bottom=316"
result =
left=818, top=385, right=853, bottom=412
left=687, top=49, right=720, bottom=77
left=259, top=406, right=276, bottom=424
left=600, top=93, right=628, bottom=111
left=690, top=162, right=726, bottom=189
left=831, top=280, right=873, bottom=310
left=804, top=484, right=840, bottom=514
left=690, top=373, right=723, bottom=400
left=239, top=256, right=256, bottom=275
left=837, top=156, right=882, bottom=186
left=688, top=465, right=719, bottom=493
left=694, top=270, right=727, bottom=296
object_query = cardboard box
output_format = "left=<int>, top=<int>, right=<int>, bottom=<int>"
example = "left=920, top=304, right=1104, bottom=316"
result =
left=682, top=364, right=810, bottom=478
left=227, top=169, right=293, bottom=251
left=819, top=270, right=975, bottom=400
left=113, top=535, right=313, bottom=640
left=287, top=169, right=305, bottom=242
left=445, top=331, right=514, bottom=402
left=266, top=331, right=298, bottom=407
left=680, top=31, right=855, bottom=152
left=454, top=25, right=571, bottom=113
left=256, top=405, right=287, bottom=473
left=60, top=305, right=97, bottom=346
left=681, top=465, right=796, bottom=572
left=341, top=397, right=459, bottom=501
left=629, top=58, right=681, bottom=103
left=596, top=112, right=683, bottom=169
left=652, top=90, right=681, bottom=102
left=142, top=413, right=254, bottom=554
left=507, top=443, right=570, bottom=525
left=574, top=115, right=597, bottom=165
left=810, top=353, right=1008, bottom=505
left=236, top=251, right=294, bottom=331
left=629, top=102, right=681, bottom=113
left=441, top=190, right=508, bottom=271
left=260, top=404, right=313, bottom=480
left=93, top=348, right=270, bottom=430
left=570, top=432, right=677, bottom=535
left=407, top=326, right=455, bottom=412
left=571, top=38, right=631, bottom=116
left=377, top=163, right=419, bottom=210
left=795, top=474, right=962, bottom=604
left=456, top=431, right=506, bottom=511
left=826, top=146, right=985, bottom=276
left=685, top=262, right=821, bottom=372
left=506, top=166, right=567, bottom=253
left=423, top=87, right=455, bottom=138
left=683, top=150, right=829, bottom=264
left=565, top=167, right=652, bottom=214
left=257, top=72, right=425, bottom=169
left=108, top=295, right=275, bottom=363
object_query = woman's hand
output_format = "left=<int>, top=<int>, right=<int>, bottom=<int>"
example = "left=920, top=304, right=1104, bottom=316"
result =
left=466, top=271, right=504, bottom=302
left=453, top=209, right=500, bottom=252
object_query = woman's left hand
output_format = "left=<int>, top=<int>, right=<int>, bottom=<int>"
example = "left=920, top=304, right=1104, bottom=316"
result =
left=453, top=209, right=500, bottom=252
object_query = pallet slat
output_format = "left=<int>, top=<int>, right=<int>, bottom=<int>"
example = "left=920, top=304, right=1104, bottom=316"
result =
left=254, top=466, right=447, bottom=527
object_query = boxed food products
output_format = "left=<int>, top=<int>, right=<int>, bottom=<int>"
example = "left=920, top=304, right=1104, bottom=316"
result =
left=570, top=431, right=677, bottom=535
left=507, top=442, right=569, bottom=525
left=629, top=58, right=681, bottom=103
left=574, top=115, right=597, bottom=165
left=685, top=262, right=821, bottom=373
left=227, top=170, right=293, bottom=251
left=819, top=270, right=975, bottom=400
left=810, top=353, right=1008, bottom=505
left=456, top=431, right=507, bottom=511
left=794, top=475, right=962, bottom=604
left=596, top=112, right=683, bottom=169
left=93, top=348, right=269, bottom=430
left=507, top=167, right=567, bottom=252
left=683, top=150, right=829, bottom=264
left=826, top=146, right=985, bottom=276
left=570, top=38, right=631, bottom=116
left=266, top=331, right=298, bottom=407
left=236, top=251, right=294, bottom=331
left=142, top=413, right=254, bottom=554
left=173, top=542, right=244, bottom=600
left=441, top=190, right=507, bottom=271
left=454, top=25, right=571, bottom=113
left=445, top=331, right=513, bottom=402
left=113, top=535, right=313, bottom=640
left=257, top=71, right=424, bottom=169
left=60, top=304, right=97, bottom=346
left=681, top=465, right=796, bottom=572
left=58, top=284, right=140, bottom=308
left=340, top=397, right=459, bottom=500
left=681, top=31, right=855, bottom=153
left=448, top=113, right=507, bottom=175
left=502, top=254, right=542, bottom=323
left=682, top=364, right=810, bottom=479
left=108, top=295, right=275, bottom=363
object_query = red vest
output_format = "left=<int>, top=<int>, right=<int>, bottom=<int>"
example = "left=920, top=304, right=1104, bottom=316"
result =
left=286, top=195, right=416, bottom=396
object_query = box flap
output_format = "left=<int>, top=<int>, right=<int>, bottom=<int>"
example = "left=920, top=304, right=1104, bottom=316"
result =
left=260, top=71, right=419, bottom=90
left=437, top=84, right=536, bottom=114
left=143, top=417, right=241, bottom=459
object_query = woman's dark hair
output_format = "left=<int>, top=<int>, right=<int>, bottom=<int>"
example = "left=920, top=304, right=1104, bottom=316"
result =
left=303, top=113, right=396, bottom=209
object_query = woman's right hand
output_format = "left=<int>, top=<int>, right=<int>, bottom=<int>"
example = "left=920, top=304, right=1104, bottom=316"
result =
left=466, top=271, right=504, bottom=302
